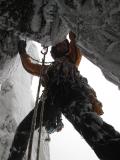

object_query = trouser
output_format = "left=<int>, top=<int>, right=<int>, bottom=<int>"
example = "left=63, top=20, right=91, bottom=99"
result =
left=8, top=78, right=120, bottom=160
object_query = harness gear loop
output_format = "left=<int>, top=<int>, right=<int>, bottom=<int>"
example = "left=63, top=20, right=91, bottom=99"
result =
left=27, top=46, right=48, bottom=160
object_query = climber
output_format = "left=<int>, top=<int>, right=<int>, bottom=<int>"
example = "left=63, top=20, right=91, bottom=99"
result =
left=8, top=32, right=103, bottom=160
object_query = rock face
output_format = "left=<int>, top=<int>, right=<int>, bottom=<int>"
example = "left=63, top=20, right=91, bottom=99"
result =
left=0, top=41, right=50, bottom=160
left=0, top=0, right=120, bottom=87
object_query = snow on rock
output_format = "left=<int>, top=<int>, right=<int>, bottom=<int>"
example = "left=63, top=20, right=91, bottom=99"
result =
left=0, top=41, right=50, bottom=160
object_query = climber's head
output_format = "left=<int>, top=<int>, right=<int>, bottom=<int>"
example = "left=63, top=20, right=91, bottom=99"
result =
left=50, top=39, right=69, bottom=59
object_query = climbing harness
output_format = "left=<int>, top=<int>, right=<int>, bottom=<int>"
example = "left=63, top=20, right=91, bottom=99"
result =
left=27, top=46, right=48, bottom=160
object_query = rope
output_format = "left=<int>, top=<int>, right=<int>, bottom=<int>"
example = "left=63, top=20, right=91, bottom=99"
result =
left=27, top=46, right=48, bottom=160
left=36, top=48, right=48, bottom=160
left=36, top=92, right=46, bottom=160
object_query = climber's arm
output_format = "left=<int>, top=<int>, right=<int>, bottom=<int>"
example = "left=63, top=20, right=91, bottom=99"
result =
left=20, top=53, right=43, bottom=76
left=68, top=32, right=82, bottom=67
left=18, top=40, right=44, bottom=76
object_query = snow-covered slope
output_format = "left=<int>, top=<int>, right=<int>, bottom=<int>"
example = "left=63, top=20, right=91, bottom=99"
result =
left=0, top=41, right=50, bottom=160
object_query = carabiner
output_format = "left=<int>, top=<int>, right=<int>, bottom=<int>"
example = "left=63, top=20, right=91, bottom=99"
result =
left=41, top=46, right=48, bottom=55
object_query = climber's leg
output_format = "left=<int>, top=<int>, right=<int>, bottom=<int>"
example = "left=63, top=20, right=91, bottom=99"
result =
left=8, top=101, right=43, bottom=160
left=62, top=95, right=120, bottom=160
left=59, top=74, right=120, bottom=160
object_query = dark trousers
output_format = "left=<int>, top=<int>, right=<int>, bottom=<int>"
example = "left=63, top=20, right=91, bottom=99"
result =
left=8, top=80, right=120, bottom=160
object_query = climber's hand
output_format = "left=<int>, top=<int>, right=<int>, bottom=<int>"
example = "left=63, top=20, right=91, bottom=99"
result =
left=18, top=40, right=26, bottom=55
left=69, top=31, right=76, bottom=42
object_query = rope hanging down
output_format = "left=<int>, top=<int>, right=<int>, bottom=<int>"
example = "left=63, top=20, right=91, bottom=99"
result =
left=27, top=46, right=48, bottom=160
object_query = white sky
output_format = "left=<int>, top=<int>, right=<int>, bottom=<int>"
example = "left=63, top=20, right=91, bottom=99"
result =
left=31, top=51, right=120, bottom=160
